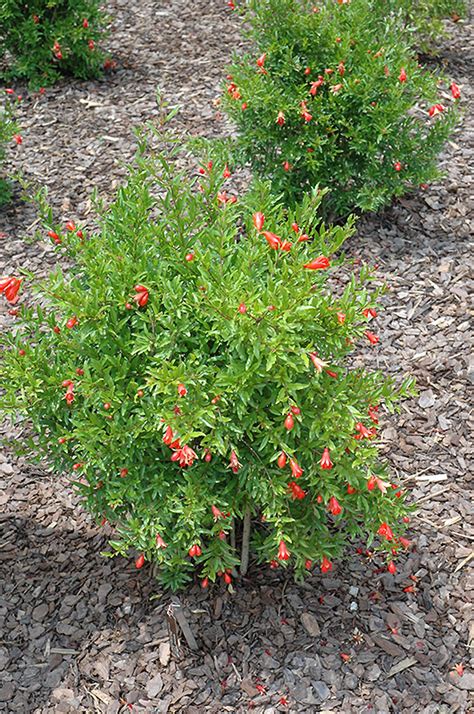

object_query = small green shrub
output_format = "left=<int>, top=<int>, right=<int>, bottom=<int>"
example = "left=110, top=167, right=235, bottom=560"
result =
left=0, top=93, right=18, bottom=204
left=0, top=141, right=414, bottom=590
left=0, top=0, right=108, bottom=87
left=223, top=0, right=460, bottom=217
left=380, top=0, right=467, bottom=50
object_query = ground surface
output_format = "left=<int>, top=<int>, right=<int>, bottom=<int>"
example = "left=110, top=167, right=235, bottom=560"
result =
left=0, top=1, right=473, bottom=712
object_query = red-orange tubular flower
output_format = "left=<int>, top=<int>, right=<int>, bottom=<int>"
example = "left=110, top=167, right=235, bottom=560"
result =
left=0, top=276, right=22, bottom=304
left=303, top=256, right=330, bottom=270
left=278, top=540, right=290, bottom=560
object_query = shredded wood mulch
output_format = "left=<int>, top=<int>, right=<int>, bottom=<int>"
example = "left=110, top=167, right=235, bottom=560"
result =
left=0, top=1, right=473, bottom=712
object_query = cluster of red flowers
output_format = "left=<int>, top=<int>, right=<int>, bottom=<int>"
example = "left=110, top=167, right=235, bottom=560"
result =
left=252, top=211, right=330, bottom=269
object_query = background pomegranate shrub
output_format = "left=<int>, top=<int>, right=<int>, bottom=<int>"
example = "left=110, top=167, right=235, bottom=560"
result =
left=222, top=0, right=460, bottom=217
left=376, top=0, right=467, bottom=51
left=0, top=145, right=414, bottom=590
left=0, top=0, right=108, bottom=87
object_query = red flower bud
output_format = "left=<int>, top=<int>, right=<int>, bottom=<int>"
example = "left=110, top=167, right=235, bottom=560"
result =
left=66, top=316, right=78, bottom=329
left=103, top=402, right=111, bottom=410
left=185, top=252, right=195, bottom=262
left=135, top=553, right=145, bottom=569
left=291, top=405, right=301, bottom=415
left=224, top=572, right=232, bottom=584
left=256, top=52, right=266, bottom=68
left=387, top=561, right=396, bottom=574
left=450, top=82, right=461, bottom=99
left=228, top=450, right=242, bottom=473
left=399, top=68, right=407, bottom=83
left=133, top=285, right=149, bottom=307
left=238, top=303, right=247, bottom=314
left=253, top=212, right=265, bottom=231
left=223, top=164, right=232, bottom=179
left=177, top=383, right=187, bottom=397
left=277, top=451, right=287, bottom=468
left=321, top=556, right=332, bottom=573
left=201, top=577, right=209, bottom=588
left=284, top=413, right=294, bottom=431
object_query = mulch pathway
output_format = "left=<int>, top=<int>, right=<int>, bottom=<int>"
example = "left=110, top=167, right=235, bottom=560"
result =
left=0, top=1, right=473, bottom=712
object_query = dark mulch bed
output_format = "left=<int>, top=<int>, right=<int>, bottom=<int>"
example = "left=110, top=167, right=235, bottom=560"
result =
left=0, top=1, right=473, bottom=712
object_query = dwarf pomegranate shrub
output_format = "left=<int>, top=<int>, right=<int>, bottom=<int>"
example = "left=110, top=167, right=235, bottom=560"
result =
left=0, top=144, right=415, bottom=590
left=0, top=95, right=18, bottom=204
left=0, top=0, right=108, bottom=87
left=381, top=0, right=467, bottom=50
left=223, top=0, right=460, bottom=217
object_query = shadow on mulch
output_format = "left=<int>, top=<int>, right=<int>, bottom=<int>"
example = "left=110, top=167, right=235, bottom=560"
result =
left=0, top=485, right=471, bottom=712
